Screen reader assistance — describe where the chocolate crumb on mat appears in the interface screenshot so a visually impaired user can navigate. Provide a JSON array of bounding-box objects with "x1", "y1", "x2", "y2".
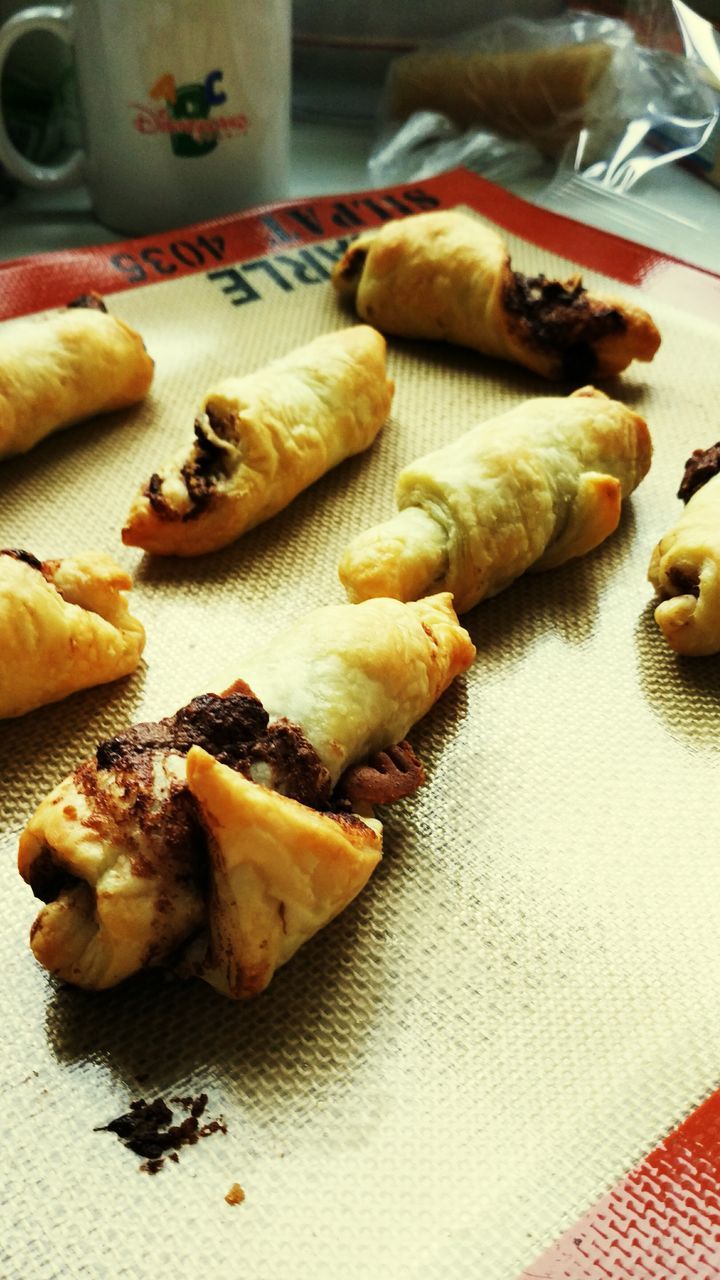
[
  {"x1": 677, "y1": 442, "x2": 720, "y2": 503},
  {"x1": 95, "y1": 1092, "x2": 226, "y2": 1174},
  {"x1": 225, "y1": 1183, "x2": 246, "y2": 1206}
]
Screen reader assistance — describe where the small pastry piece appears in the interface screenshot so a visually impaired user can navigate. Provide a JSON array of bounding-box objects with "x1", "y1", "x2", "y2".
[
  {"x1": 0, "y1": 548, "x2": 146, "y2": 718},
  {"x1": 19, "y1": 594, "x2": 474, "y2": 994},
  {"x1": 184, "y1": 748, "x2": 383, "y2": 999},
  {"x1": 339, "y1": 387, "x2": 651, "y2": 613},
  {"x1": 0, "y1": 295, "x2": 154, "y2": 459},
  {"x1": 386, "y1": 42, "x2": 614, "y2": 156},
  {"x1": 648, "y1": 443, "x2": 720, "y2": 656},
  {"x1": 122, "y1": 325, "x2": 394, "y2": 556},
  {"x1": 332, "y1": 210, "x2": 660, "y2": 381}
]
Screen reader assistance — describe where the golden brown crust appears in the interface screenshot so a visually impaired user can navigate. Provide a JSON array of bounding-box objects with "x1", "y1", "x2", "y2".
[
  {"x1": 0, "y1": 549, "x2": 146, "y2": 719},
  {"x1": 331, "y1": 211, "x2": 660, "y2": 381},
  {"x1": 0, "y1": 302, "x2": 154, "y2": 459}
]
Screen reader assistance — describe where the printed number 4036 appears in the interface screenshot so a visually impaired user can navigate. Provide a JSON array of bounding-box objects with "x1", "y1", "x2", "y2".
[{"x1": 109, "y1": 234, "x2": 225, "y2": 283}]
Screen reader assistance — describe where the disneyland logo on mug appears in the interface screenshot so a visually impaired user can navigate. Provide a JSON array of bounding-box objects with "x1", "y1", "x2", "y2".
[{"x1": 130, "y1": 71, "x2": 249, "y2": 157}]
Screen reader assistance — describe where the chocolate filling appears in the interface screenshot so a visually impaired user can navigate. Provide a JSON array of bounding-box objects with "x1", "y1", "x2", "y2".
[
  {"x1": 1, "y1": 548, "x2": 43, "y2": 571},
  {"x1": 67, "y1": 292, "x2": 108, "y2": 313},
  {"x1": 95, "y1": 691, "x2": 332, "y2": 810},
  {"x1": 668, "y1": 565, "x2": 699, "y2": 598},
  {"x1": 145, "y1": 407, "x2": 239, "y2": 522},
  {"x1": 503, "y1": 271, "x2": 626, "y2": 381},
  {"x1": 338, "y1": 244, "x2": 368, "y2": 288},
  {"x1": 27, "y1": 846, "x2": 80, "y2": 903},
  {"x1": 677, "y1": 442, "x2": 720, "y2": 503}
]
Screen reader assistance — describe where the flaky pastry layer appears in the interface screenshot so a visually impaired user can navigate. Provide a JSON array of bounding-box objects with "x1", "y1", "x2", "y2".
[{"x1": 340, "y1": 387, "x2": 651, "y2": 613}]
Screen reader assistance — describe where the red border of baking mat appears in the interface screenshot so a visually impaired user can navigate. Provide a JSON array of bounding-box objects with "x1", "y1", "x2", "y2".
[
  {"x1": 520, "y1": 1088, "x2": 720, "y2": 1279},
  {"x1": 1, "y1": 167, "x2": 718, "y2": 322},
  {"x1": 4, "y1": 167, "x2": 720, "y2": 1275}
]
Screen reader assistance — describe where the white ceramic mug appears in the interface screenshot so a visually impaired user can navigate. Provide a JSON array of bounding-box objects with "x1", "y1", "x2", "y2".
[{"x1": 0, "y1": 0, "x2": 291, "y2": 234}]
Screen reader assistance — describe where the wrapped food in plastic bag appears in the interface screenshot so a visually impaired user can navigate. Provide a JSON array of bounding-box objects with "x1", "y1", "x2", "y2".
[
  {"x1": 371, "y1": 4, "x2": 719, "y2": 269},
  {"x1": 370, "y1": 10, "x2": 633, "y2": 186}
]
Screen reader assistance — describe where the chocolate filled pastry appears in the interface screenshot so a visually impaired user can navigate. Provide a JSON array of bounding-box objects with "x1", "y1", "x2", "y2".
[
  {"x1": 18, "y1": 594, "x2": 474, "y2": 996},
  {"x1": 122, "y1": 325, "x2": 393, "y2": 556},
  {"x1": 332, "y1": 210, "x2": 660, "y2": 381},
  {"x1": 339, "y1": 387, "x2": 651, "y2": 614},
  {"x1": 648, "y1": 443, "x2": 720, "y2": 656},
  {"x1": 0, "y1": 549, "x2": 146, "y2": 718},
  {"x1": 0, "y1": 294, "x2": 154, "y2": 459}
]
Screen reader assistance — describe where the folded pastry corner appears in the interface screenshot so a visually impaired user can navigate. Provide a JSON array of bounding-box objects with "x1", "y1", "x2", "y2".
[
  {"x1": 122, "y1": 325, "x2": 393, "y2": 556},
  {"x1": 649, "y1": 445, "x2": 720, "y2": 656},
  {"x1": 339, "y1": 386, "x2": 651, "y2": 613},
  {"x1": 0, "y1": 548, "x2": 146, "y2": 718},
  {"x1": 332, "y1": 210, "x2": 660, "y2": 381},
  {"x1": 18, "y1": 755, "x2": 203, "y2": 989},
  {"x1": 18, "y1": 594, "x2": 474, "y2": 996},
  {"x1": 0, "y1": 294, "x2": 154, "y2": 460},
  {"x1": 183, "y1": 746, "x2": 383, "y2": 998}
]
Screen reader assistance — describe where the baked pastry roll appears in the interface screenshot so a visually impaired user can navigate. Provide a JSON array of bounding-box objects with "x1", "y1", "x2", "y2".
[
  {"x1": 332, "y1": 210, "x2": 660, "y2": 381},
  {"x1": 648, "y1": 444, "x2": 720, "y2": 656},
  {"x1": 339, "y1": 387, "x2": 651, "y2": 614},
  {"x1": 122, "y1": 325, "x2": 393, "y2": 556},
  {"x1": 386, "y1": 41, "x2": 614, "y2": 156},
  {"x1": 18, "y1": 594, "x2": 474, "y2": 994},
  {"x1": 0, "y1": 548, "x2": 146, "y2": 718},
  {"x1": 0, "y1": 295, "x2": 154, "y2": 460}
]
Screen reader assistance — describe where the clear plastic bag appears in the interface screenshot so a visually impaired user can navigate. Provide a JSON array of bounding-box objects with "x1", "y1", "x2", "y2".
[
  {"x1": 371, "y1": 4, "x2": 720, "y2": 271},
  {"x1": 370, "y1": 10, "x2": 634, "y2": 186},
  {"x1": 542, "y1": 2, "x2": 720, "y2": 269}
]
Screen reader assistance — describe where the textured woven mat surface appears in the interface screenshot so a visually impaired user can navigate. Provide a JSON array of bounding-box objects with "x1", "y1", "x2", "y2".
[{"x1": 1, "y1": 209, "x2": 718, "y2": 1279}]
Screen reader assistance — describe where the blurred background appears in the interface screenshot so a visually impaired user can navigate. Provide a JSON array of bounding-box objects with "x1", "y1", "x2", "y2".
[{"x1": 1, "y1": 0, "x2": 718, "y2": 268}]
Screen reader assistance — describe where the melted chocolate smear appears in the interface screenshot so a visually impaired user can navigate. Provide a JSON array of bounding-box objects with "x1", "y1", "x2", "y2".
[
  {"x1": 95, "y1": 691, "x2": 332, "y2": 810},
  {"x1": 96, "y1": 1093, "x2": 226, "y2": 1174},
  {"x1": 677, "y1": 442, "x2": 720, "y2": 503},
  {"x1": 1, "y1": 548, "x2": 43, "y2": 571},
  {"x1": 96, "y1": 692, "x2": 269, "y2": 772},
  {"x1": 503, "y1": 271, "x2": 626, "y2": 378}
]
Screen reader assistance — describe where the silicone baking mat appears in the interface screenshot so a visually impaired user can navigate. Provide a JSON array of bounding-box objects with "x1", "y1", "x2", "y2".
[{"x1": 1, "y1": 170, "x2": 720, "y2": 1280}]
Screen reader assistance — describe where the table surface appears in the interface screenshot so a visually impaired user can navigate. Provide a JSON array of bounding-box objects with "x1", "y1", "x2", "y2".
[{"x1": 1, "y1": 119, "x2": 719, "y2": 275}]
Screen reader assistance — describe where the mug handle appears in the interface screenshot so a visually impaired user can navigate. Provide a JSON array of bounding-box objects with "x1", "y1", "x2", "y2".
[{"x1": 0, "y1": 3, "x2": 84, "y2": 188}]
